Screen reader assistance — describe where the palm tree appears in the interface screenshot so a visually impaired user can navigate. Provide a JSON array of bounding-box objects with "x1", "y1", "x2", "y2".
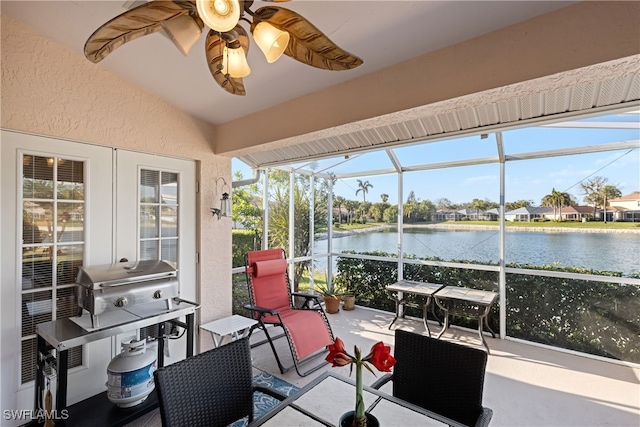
[
  {"x1": 355, "y1": 179, "x2": 373, "y2": 202},
  {"x1": 334, "y1": 195, "x2": 346, "y2": 224},
  {"x1": 601, "y1": 184, "x2": 622, "y2": 223},
  {"x1": 541, "y1": 188, "x2": 571, "y2": 221},
  {"x1": 380, "y1": 193, "x2": 389, "y2": 203},
  {"x1": 343, "y1": 199, "x2": 359, "y2": 224}
]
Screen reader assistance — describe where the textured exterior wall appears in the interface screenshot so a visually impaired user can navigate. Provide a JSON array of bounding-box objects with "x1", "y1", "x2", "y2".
[
  {"x1": 215, "y1": 1, "x2": 640, "y2": 155},
  {"x1": 1, "y1": 14, "x2": 232, "y2": 341}
]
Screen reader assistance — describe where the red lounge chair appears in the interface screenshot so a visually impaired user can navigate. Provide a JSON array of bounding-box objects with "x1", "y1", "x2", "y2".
[{"x1": 245, "y1": 249, "x2": 334, "y2": 376}]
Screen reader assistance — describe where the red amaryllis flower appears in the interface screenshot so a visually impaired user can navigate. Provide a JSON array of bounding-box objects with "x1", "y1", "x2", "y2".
[
  {"x1": 326, "y1": 338, "x2": 396, "y2": 426},
  {"x1": 326, "y1": 338, "x2": 354, "y2": 367},
  {"x1": 327, "y1": 337, "x2": 346, "y2": 357},
  {"x1": 367, "y1": 341, "x2": 396, "y2": 372},
  {"x1": 329, "y1": 352, "x2": 353, "y2": 367}
]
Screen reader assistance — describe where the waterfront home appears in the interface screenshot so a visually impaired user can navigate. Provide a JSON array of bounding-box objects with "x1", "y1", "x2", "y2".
[
  {"x1": 543, "y1": 205, "x2": 593, "y2": 222},
  {"x1": 457, "y1": 208, "x2": 486, "y2": 220},
  {"x1": 432, "y1": 210, "x2": 463, "y2": 222},
  {"x1": 484, "y1": 208, "x2": 500, "y2": 221},
  {"x1": 504, "y1": 206, "x2": 552, "y2": 222},
  {"x1": 609, "y1": 192, "x2": 640, "y2": 222}
]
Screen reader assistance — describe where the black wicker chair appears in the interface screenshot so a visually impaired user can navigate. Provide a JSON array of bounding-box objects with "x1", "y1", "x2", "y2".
[
  {"x1": 371, "y1": 330, "x2": 493, "y2": 427},
  {"x1": 153, "y1": 338, "x2": 286, "y2": 427}
]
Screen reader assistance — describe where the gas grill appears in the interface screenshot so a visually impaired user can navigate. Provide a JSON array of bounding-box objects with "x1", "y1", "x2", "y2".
[{"x1": 76, "y1": 260, "x2": 179, "y2": 328}]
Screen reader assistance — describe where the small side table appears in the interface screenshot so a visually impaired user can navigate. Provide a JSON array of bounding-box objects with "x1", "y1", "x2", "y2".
[
  {"x1": 385, "y1": 280, "x2": 444, "y2": 336},
  {"x1": 433, "y1": 286, "x2": 498, "y2": 352},
  {"x1": 201, "y1": 314, "x2": 258, "y2": 348}
]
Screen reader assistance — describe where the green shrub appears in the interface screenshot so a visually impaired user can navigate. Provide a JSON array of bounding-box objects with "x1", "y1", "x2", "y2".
[
  {"x1": 335, "y1": 251, "x2": 640, "y2": 363},
  {"x1": 232, "y1": 229, "x2": 260, "y2": 268}
]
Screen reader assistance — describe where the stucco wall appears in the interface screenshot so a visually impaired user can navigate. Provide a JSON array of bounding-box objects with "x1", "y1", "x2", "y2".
[{"x1": 1, "y1": 13, "x2": 231, "y2": 345}]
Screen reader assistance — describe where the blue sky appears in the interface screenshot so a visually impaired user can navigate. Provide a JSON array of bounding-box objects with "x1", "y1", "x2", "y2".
[{"x1": 232, "y1": 111, "x2": 640, "y2": 206}]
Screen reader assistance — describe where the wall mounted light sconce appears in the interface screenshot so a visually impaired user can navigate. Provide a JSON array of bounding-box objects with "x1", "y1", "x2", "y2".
[{"x1": 211, "y1": 177, "x2": 231, "y2": 219}]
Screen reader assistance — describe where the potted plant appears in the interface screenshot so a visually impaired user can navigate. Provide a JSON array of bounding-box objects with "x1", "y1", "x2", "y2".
[
  {"x1": 341, "y1": 290, "x2": 356, "y2": 311},
  {"x1": 317, "y1": 284, "x2": 341, "y2": 314},
  {"x1": 326, "y1": 337, "x2": 396, "y2": 427},
  {"x1": 333, "y1": 272, "x2": 356, "y2": 311}
]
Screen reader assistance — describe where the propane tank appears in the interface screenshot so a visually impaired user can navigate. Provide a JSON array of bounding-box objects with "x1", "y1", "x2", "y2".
[{"x1": 106, "y1": 338, "x2": 157, "y2": 408}]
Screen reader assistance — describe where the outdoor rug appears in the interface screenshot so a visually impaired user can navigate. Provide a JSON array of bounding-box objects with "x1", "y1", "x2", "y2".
[{"x1": 229, "y1": 372, "x2": 300, "y2": 427}]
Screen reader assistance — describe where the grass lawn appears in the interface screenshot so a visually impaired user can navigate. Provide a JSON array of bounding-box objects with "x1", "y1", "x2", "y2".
[
  {"x1": 298, "y1": 270, "x2": 327, "y2": 292},
  {"x1": 332, "y1": 222, "x2": 387, "y2": 230},
  {"x1": 455, "y1": 220, "x2": 640, "y2": 229}
]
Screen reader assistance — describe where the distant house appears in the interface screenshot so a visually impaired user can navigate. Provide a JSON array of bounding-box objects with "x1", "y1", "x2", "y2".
[
  {"x1": 484, "y1": 208, "x2": 500, "y2": 220},
  {"x1": 608, "y1": 192, "x2": 640, "y2": 222},
  {"x1": 543, "y1": 205, "x2": 593, "y2": 221},
  {"x1": 504, "y1": 206, "x2": 552, "y2": 222},
  {"x1": 333, "y1": 206, "x2": 350, "y2": 223},
  {"x1": 431, "y1": 210, "x2": 463, "y2": 221},
  {"x1": 457, "y1": 209, "x2": 485, "y2": 220}
]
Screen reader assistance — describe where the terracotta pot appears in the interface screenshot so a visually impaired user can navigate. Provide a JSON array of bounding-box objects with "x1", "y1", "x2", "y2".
[
  {"x1": 342, "y1": 295, "x2": 356, "y2": 311},
  {"x1": 323, "y1": 296, "x2": 341, "y2": 314}
]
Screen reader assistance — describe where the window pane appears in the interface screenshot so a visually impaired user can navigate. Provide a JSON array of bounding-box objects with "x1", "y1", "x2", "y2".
[
  {"x1": 161, "y1": 239, "x2": 178, "y2": 263},
  {"x1": 22, "y1": 290, "x2": 53, "y2": 337},
  {"x1": 21, "y1": 338, "x2": 37, "y2": 384},
  {"x1": 56, "y1": 246, "x2": 84, "y2": 286},
  {"x1": 161, "y1": 172, "x2": 178, "y2": 205},
  {"x1": 22, "y1": 257, "x2": 53, "y2": 290},
  {"x1": 23, "y1": 155, "x2": 53, "y2": 199},
  {"x1": 21, "y1": 337, "x2": 82, "y2": 384},
  {"x1": 57, "y1": 159, "x2": 84, "y2": 200},
  {"x1": 57, "y1": 287, "x2": 79, "y2": 319},
  {"x1": 161, "y1": 204, "x2": 178, "y2": 237},
  {"x1": 140, "y1": 170, "x2": 159, "y2": 203},
  {"x1": 140, "y1": 240, "x2": 158, "y2": 261},
  {"x1": 140, "y1": 206, "x2": 159, "y2": 238},
  {"x1": 58, "y1": 202, "x2": 84, "y2": 242},
  {"x1": 22, "y1": 202, "x2": 46, "y2": 245}
]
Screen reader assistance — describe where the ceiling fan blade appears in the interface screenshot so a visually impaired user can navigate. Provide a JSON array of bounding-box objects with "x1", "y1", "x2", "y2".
[
  {"x1": 84, "y1": 1, "x2": 194, "y2": 63},
  {"x1": 161, "y1": 14, "x2": 204, "y2": 56},
  {"x1": 204, "y1": 25, "x2": 250, "y2": 96},
  {"x1": 253, "y1": 6, "x2": 363, "y2": 71}
]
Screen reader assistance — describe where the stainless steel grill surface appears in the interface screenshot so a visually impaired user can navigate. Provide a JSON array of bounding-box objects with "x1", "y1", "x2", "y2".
[{"x1": 76, "y1": 260, "x2": 178, "y2": 328}]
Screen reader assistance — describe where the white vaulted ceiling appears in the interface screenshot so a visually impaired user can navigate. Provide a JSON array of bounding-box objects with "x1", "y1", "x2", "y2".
[
  {"x1": 1, "y1": 1, "x2": 576, "y2": 126},
  {"x1": 2, "y1": 1, "x2": 639, "y2": 169}
]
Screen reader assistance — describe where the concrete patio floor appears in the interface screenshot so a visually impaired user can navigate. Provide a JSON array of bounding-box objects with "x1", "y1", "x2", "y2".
[{"x1": 129, "y1": 305, "x2": 639, "y2": 427}]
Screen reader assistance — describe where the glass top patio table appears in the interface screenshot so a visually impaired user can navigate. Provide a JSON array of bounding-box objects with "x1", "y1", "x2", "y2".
[{"x1": 249, "y1": 371, "x2": 467, "y2": 427}]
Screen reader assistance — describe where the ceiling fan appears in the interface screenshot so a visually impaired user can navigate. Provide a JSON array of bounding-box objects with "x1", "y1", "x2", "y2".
[{"x1": 84, "y1": 0, "x2": 363, "y2": 96}]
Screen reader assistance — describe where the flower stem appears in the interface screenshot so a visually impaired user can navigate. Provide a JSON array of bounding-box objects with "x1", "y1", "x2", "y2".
[{"x1": 355, "y1": 362, "x2": 366, "y2": 426}]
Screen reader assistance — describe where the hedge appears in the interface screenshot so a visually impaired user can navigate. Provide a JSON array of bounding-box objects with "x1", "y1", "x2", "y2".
[{"x1": 334, "y1": 251, "x2": 640, "y2": 363}]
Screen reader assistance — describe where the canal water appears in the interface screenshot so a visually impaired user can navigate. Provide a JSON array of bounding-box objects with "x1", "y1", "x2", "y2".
[{"x1": 313, "y1": 227, "x2": 640, "y2": 276}]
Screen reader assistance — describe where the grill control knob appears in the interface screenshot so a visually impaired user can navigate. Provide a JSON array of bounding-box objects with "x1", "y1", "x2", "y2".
[
  {"x1": 153, "y1": 290, "x2": 163, "y2": 300},
  {"x1": 115, "y1": 297, "x2": 128, "y2": 308}
]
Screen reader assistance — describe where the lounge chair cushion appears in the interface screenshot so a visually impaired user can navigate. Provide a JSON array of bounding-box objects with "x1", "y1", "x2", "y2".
[{"x1": 253, "y1": 259, "x2": 288, "y2": 278}]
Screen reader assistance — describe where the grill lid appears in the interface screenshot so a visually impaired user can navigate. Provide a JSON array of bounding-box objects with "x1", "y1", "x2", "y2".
[{"x1": 76, "y1": 260, "x2": 177, "y2": 289}]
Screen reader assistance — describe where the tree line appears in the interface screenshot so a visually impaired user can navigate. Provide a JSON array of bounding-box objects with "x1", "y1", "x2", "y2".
[{"x1": 231, "y1": 172, "x2": 624, "y2": 286}]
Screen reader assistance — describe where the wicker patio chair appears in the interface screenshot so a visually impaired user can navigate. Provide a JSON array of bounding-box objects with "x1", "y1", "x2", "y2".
[
  {"x1": 371, "y1": 329, "x2": 493, "y2": 427},
  {"x1": 153, "y1": 338, "x2": 286, "y2": 427},
  {"x1": 244, "y1": 248, "x2": 334, "y2": 376}
]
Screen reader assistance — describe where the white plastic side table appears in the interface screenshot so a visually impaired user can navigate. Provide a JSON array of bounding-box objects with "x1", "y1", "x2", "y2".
[{"x1": 200, "y1": 314, "x2": 258, "y2": 348}]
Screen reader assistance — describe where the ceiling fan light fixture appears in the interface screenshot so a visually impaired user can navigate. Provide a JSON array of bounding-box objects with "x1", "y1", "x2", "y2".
[
  {"x1": 252, "y1": 22, "x2": 290, "y2": 63},
  {"x1": 222, "y1": 45, "x2": 251, "y2": 78},
  {"x1": 196, "y1": 0, "x2": 241, "y2": 33}
]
